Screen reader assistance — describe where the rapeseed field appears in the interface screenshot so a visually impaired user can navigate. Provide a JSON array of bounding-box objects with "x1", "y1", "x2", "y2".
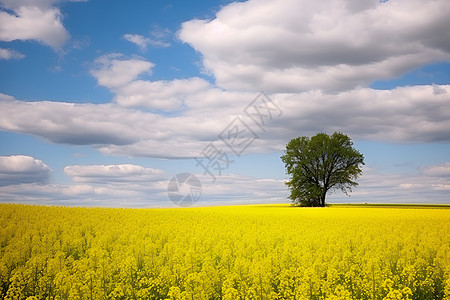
[{"x1": 0, "y1": 204, "x2": 449, "y2": 299}]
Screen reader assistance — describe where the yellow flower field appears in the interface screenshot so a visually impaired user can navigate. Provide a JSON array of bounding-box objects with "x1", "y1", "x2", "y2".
[{"x1": 0, "y1": 204, "x2": 449, "y2": 299}]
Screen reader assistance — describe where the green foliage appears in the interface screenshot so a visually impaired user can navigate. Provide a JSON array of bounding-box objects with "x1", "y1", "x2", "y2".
[{"x1": 281, "y1": 132, "x2": 364, "y2": 206}]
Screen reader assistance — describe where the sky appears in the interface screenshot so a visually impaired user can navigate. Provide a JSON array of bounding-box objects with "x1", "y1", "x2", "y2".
[{"x1": 0, "y1": 0, "x2": 449, "y2": 207}]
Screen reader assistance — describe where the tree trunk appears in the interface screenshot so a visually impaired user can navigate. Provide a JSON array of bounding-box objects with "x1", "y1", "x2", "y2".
[{"x1": 320, "y1": 191, "x2": 327, "y2": 207}]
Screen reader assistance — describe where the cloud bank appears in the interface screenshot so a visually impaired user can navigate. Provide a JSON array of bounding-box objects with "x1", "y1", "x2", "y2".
[
  {"x1": 1, "y1": 82, "x2": 449, "y2": 158},
  {"x1": 1, "y1": 160, "x2": 449, "y2": 207}
]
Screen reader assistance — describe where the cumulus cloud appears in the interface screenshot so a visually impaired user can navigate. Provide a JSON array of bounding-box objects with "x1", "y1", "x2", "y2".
[
  {"x1": 64, "y1": 164, "x2": 165, "y2": 183},
  {"x1": 178, "y1": 0, "x2": 450, "y2": 92},
  {"x1": 90, "y1": 54, "x2": 210, "y2": 111},
  {"x1": 0, "y1": 155, "x2": 52, "y2": 186},
  {"x1": 0, "y1": 48, "x2": 25, "y2": 60},
  {"x1": 0, "y1": 3, "x2": 69, "y2": 48},
  {"x1": 90, "y1": 54, "x2": 155, "y2": 89},
  {"x1": 0, "y1": 95, "x2": 155, "y2": 145}
]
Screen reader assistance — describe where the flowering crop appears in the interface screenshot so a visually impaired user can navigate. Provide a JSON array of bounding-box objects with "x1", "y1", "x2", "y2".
[{"x1": 0, "y1": 204, "x2": 449, "y2": 299}]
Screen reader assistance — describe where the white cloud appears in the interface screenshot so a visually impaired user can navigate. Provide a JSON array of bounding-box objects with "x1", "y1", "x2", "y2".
[
  {"x1": 64, "y1": 164, "x2": 165, "y2": 183},
  {"x1": 98, "y1": 139, "x2": 213, "y2": 159},
  {"x1": 114, "y1": 77, "x2": 210, "y2": 110},
  {"x1": 90, "y1": 54, "x2": 155, "y2": 89},
  {"x1": 123, "y1": 33, "x2": 170, "y2": 51},
  {"x1": 0, "y1": 94, "x2": 158, "y2": 145},
  {"x1": 178, "y1": 0, "x2": 450, "y2": 92},
  {"x1": 62, "y1": 184, "x2": 94, "y2": 196},
  {"x1": 0, "y1": 0, "x2": 57, "y2": 10},
  {"x1": 0, "y1": 155, "x2": 52, "y2": 186},
  {"x1": 123, "y1": 34, "x2": 150, "y2": 51},
  {"x1": 0, "y1": 48, "x2": 25, "y2": 60},
  {"x1": 0, "y1": 5, "x2": 69, "y2": 48},
  {"x1": 422, "y1": 162, "x2": 450, "y2": 177}
]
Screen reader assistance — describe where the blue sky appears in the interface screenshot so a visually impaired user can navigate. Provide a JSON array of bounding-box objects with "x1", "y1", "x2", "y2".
[{"x1": 0, "y1": 0, "x2": 449, "y2": 207}]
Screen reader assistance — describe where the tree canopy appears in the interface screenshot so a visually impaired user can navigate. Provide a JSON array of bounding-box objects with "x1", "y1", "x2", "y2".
[{"x1": 281, "y1": 132, "x2": 364, "y2": 207}]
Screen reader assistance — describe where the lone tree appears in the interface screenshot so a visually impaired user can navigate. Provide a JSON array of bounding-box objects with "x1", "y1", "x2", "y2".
[{"x1": 281, "y1": 132, "x2": 364, "y2": 207}]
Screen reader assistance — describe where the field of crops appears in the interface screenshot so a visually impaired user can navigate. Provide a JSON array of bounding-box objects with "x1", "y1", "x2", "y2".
[{"x1": 0, "y1": 204, "x2": 449, "y2": 299}]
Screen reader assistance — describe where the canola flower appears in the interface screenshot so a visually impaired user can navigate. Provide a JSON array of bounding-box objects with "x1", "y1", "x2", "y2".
[{"x1": 0, "y1": 204, "x2": 449, "y2": 299}]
